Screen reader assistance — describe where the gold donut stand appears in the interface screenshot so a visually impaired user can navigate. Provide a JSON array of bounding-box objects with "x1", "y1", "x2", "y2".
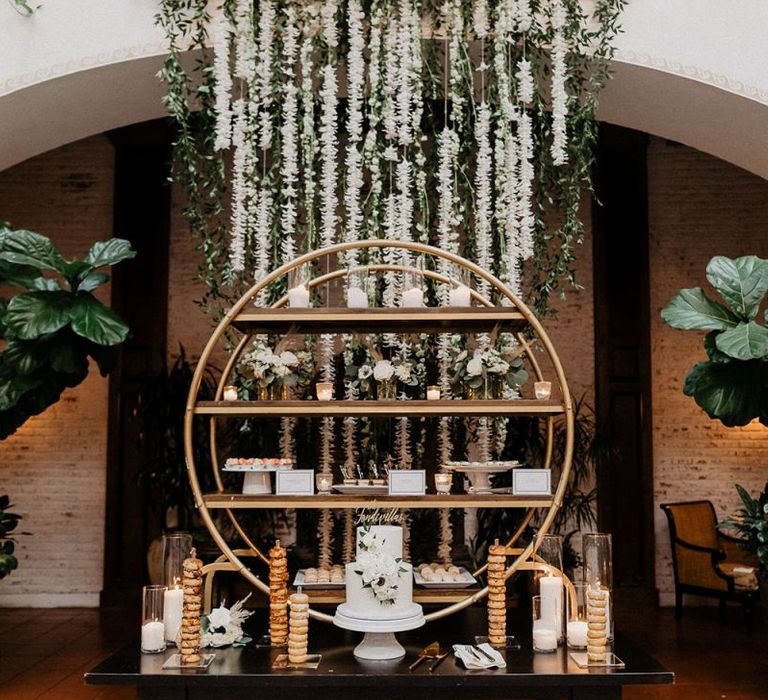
[{"x1": 184, "y1": 240, "x2": 575, "y2": 624}]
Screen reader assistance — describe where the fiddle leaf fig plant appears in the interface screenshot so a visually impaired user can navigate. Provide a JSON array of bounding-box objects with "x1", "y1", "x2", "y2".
[
  {"x1": 0, "y1": 226, "x2": 135, "y2": 439},
  {"x1": 661, "y1": 255, "x2": 768, "y2": 427}
]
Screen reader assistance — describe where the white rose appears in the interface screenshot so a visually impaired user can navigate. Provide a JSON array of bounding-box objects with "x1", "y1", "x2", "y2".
[
  {"x1": 279, "y1": 350, "x2": 298, "y2": 367},
  {"x1": 373, "y1": 360, "x2": 394, "y2": 381},
  {"x1": 359, "y1": 530, "x2": 376, "y2": 550},
  {"x1": 207, "y1": 604, "x2": 231, "y2": 630},
  {"x1": 466, "y1": 357, "x2": 483, "y2": 377},
  {"x1": 358, "y1": 364, "x2": 373, "y2": 380}
]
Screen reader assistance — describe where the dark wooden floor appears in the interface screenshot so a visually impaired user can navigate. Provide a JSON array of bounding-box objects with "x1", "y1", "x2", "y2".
[{"x1": 0, "y1": 604, "x2": 765, "y2": 699}]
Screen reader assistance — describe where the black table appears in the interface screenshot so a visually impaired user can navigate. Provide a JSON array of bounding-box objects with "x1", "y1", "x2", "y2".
[{"x1": 85, "y1": 608, "x2": 672, "y2": 699}]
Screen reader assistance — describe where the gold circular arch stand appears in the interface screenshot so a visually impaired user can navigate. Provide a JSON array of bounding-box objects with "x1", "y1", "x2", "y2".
[{"x1": 184, "y1": 240, "x2": 574, "y2": 625}]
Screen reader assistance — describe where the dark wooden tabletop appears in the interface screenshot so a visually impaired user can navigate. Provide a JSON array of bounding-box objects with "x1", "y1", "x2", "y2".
[{"x1": 85, "y1": 608, "x2": 672, "y2": 699}]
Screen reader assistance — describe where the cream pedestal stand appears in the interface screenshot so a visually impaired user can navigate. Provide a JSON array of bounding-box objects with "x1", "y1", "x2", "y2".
[{"x1": 334, "y1": 603, "x2": 425, "y2": 660}]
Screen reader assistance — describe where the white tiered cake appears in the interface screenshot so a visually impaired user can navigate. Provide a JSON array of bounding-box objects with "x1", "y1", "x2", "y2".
[
  {"x1": 341, "y1": 525, "x2": 420, "y2": 620},
  {"x1": 334, "y1": 524, "x2": 424, "y2": 659}
]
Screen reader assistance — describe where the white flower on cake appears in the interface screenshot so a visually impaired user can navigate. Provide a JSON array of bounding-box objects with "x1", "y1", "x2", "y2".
[
  {"x1": 200, "y1": 595, "x2": 253, "y2": 648},
  {"x1": 354, "y1": 529, "x2": 407, "y2": 606}
]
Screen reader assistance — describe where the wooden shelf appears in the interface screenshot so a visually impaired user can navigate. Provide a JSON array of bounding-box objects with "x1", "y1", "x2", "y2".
[
  {"x1": 202, "y1": 493, "x2": 552, "y2": 509},
  {"x1": 193, "y1": 399, "x2": 564, "y2": 418},
  {"x1": 301, "y1": 587, "x2": 484, "y2": 605},
  {"x1": 231, "y1": 306, "x2": 527, "y2": 335}
]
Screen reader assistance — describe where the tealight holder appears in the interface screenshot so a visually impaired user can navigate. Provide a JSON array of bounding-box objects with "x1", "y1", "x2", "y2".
[
  {"x1": 434, "y1": 472, "x2": 452, "y2": 494},
  {"x1": 222, "y1": 385, "x2": 238, "y2": 402},
  {"x1": 426, "y1": 385, "x2": 441, "y2": 401},
  {"x1": 287, "y1": 264, "x2": 311, "y2": 308},
  {"x1": 141, "y1": 585, "x2": 167, "y2": 654},
  {"x1": 534, "y1": 381, "x2": 552, "y2": 400},
  {"x1": 316, "y1": 382, "x2": 334, "y2": 401},
  {"x1": 316, "y1": 474, "x2": 333, "y2": 494}
]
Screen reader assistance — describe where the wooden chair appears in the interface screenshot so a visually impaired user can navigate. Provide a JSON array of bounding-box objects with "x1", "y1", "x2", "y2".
[{"x1": 661, "y1": 500, "x2": 760, "y2": 632}]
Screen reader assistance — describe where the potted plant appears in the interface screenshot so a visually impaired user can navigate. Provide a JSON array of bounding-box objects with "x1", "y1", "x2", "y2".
[
  {"x1": 661, "y1": 255, "x2": 768, "y2": 427},
  {"x1": 0, "y1": 226, "x2": 135, "y2": 438},
  {"x1": 720, "y1": 483, "x2": 768, "y2": 577}
]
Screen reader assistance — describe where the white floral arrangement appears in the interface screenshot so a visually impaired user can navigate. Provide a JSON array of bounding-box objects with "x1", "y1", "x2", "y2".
[
  {"x1": 355, "y1": 527, "x2": 407, "y2": 606},
  {"x1": 240, "y1": 342, "x2": 313, "y2": 390},
  {"x1": 452, "y1": 345, "x2": 528, "y2": 392},
  {"x1": 200, "y1": 595, "x2": 254, "y2": 648}
]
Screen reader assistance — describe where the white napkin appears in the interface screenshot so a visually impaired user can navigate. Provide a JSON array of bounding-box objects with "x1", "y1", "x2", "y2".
[
  {"x1": 732, "y1": 566, "x2": 755, "y2": 575},
  {"x1": 452, "y1": 643, "x2": 506, "y2": 670}
]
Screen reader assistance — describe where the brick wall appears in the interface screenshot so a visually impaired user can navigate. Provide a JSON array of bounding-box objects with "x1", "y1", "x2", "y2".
[
  {"x1": 0, "y1": 135, "x2": 115, "y2": 606},
  {"x1": 648, "y1": 137, "x2": 768, "y2": 604}
]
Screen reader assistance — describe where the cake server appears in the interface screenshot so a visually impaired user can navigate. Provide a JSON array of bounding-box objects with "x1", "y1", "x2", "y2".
[{"x1": 408, "y1": 642, "x2": 440, "y2": 671}]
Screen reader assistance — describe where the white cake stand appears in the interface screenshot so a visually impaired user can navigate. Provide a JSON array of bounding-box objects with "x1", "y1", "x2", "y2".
[{"x1": 334, "y1": 603, "x2": 425, "y2": 660}]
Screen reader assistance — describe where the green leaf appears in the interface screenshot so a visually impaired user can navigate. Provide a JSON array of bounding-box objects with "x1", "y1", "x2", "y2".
[
  {"x1": 0, "y1": 229, "x2": 67, "y2": 273},
  {"x1": 78, "y1": 271, "x2": 110, "y2": 292},
  {"x1": 84, "y1": 239, "x2": 136, "y2": 268},
  {"x1": 703, "y1": 332, "x2": 730, "y2": 363},
  {"x1": 60, "y1": 260, "x2": 94, "y2": 280},
  {"x1": 683, "y1": 359, "x2": 767, "y2": 427},
  {"x1": 661, "y1": 288, "x2": 738, "y2": 331},
  {"x1": 4, "y1": 291, "x2": 74, "y2": 339},
  {"x1": 69, "y1": 294, "x2": 130, "y2": 346},
  {"x1": 706, "y1": 255, "x2": 768, "y2": 320},
  {"x1": 715, "y1": 321, "x2": 768, "y2": 360},
  {"x1": 0, "y1": 259, "x2": 46, "y2": 289}
]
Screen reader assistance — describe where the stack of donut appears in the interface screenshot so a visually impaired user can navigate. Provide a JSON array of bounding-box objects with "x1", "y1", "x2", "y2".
[
  {"x1": 586, "y1": 586, "x2": 609, "y2": 663},
  {"x1": 486, "y1": 543, "x2": 507, "y2": 646},
  {"x1": 180, "y1": 548, "x2": 203, "y2": 665},
  {"x1": 287, "y1": 590, "x2": 310, "y2": 665},
  {"x1": 269, "y1": 540, "x2": 289, "y2": 646}
]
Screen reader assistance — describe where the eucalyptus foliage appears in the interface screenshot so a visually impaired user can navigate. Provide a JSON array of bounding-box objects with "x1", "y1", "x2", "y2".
[
  {"x1": 0, "y1": 227, "x2": 135, "y2": 439},
  {"x1": 156, "y1": 0, "x2": 626, "y2": 319},
  {"x1": 661, "y1": 255, "x2": 768, "y2": 427}
]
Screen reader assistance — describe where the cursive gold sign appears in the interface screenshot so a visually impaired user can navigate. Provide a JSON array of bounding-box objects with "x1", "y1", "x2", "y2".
[{"x1": 354, "y1": 507, "x2": 403, "y2": 526}]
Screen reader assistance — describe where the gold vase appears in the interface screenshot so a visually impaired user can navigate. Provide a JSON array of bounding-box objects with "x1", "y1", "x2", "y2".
[{"x1": 377, "y1": 379, "x2": 396, "y2": 400}]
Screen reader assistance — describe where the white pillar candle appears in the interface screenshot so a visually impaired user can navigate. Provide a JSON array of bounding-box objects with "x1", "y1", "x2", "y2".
[
  {"x1": 163, "y1": 586, "x2": 184, "y2": 643},
  {"x1": 567, "y1": 620, "x2": 589, "y2": 648},
  {"x1": 532, "y1": 625, "x2": 558, "y2": 652},
  {"x1": 426, "y1": 386, "x2": 441, "y2": 401},
  {"x1": 222, "y1": 385, "x2": 238, "y2": 402},
  {"x1": 539, "y1": 575, "x2": 563, "y2": 638},
  {"x1": 346, "y1": 286, "x2": 368, "y2": 308},
  {"x1": 401, "y1": 287, "x2": 424, "y2": 308},
  {"x1": 448, "y1": 284, "x2": 471, "y2": 307},
  {"x1": 288, "y1": 284, "x2": 310, "y2": 308},
  {"x1": 141, "y1": 620, "x2": 166, "y2": 653}
]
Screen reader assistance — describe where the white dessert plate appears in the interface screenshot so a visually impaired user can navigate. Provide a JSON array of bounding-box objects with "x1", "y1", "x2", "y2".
[
  {"x1": 332, "y1": 484, "x2": 389, "y2": 495},
  {"x1": 293, "y1": 569, "x2": 345, "y2": 589},
  {"x1": 413, "y1": 567, "x2": 477, "y2": 589},
  {"x1": 442, "y1": 461, "x2": 520, "y2": 473}
]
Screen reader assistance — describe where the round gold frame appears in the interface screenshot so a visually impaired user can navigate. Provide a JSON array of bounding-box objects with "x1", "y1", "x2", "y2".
[{"x1": 184, "y1": 240, "x2": 574, "y2": 624}]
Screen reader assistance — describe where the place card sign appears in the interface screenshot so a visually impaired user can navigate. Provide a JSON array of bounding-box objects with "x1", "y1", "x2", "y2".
[
  {"x1": 275, "y1": 469, "x2": 314, "y2": 496},
  {"x1": 512, "y1": 468, "x2": 551, "y2": 496},
  {"x1": 388, "y1": 470, "x2": 426, "y2": 496}
]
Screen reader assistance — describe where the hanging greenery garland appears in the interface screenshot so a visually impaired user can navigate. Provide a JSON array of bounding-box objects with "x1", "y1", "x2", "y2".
[{"x1": 157, "y1": 0, "x2": 626, "y2": 319}]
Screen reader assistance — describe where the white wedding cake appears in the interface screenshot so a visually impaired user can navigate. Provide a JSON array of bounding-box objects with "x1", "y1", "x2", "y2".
[{"x1": 339, "y1": 525, "x2": 421, "y2": 621}]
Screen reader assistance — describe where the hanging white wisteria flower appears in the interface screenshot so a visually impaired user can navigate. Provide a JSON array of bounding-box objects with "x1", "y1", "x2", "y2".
[
  {"x1": 233, "y1": 0, "x2": 256, "y2": 82},
  {"x1": 321, "y1": 0, "x2": 339, "y2": 49},
  {"x1": 299, "y1": 26, "x2": 317, "y2": 249},
  {"x1": 517, "y1": 109, "x2": 535, "y2": 260},
  {"x1": 343, "y1": 0, "x2": 366, "y2": 262},
  {"x1": 550, "y1": 0, "x2": 569, "y2": 166},
  {"x1": 253, "y1": 187, "x2": 273, "y2": 283},
  {"x1": 256, "y1": 0, "x2": 276, "y2": 152},
  {"x1": 229, "y1": 99, "x2": 248, "y2": 272},
  {"x1": 472, "y1": 0, "x2": 489, "y2": 39},
  {"x1": 395, "y1": 0, "x2": 415, "y2": 147},
  {"x1": 280, "y1": 3, "x2": 300, "y2": 264},
  {"x1": 516, "y1": 0, "x2": 533, "y2": 33},
  {"x1": 516, "y1": 58, "x2": 534, "y2": 105},
  {"x1": 210, "y1": 7, "x2": 233, "y2": 151},
  {"x1": 474, "y1": 103, "x2": 493, "y2": 297},
  {"x1": 436, "y1": 127, "x2": 460, "y2": 276},
  {"x1": 319, "y1": 63, "x2": 339, "y2": 249}
]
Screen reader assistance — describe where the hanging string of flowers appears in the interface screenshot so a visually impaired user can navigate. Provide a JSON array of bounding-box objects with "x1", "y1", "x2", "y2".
[
  {"x1": 211, "y1": 7, "x2": 233, "y2": 152},
  {"x1": 549, "y1": 0, "x2": 569, "y2": 166}
]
